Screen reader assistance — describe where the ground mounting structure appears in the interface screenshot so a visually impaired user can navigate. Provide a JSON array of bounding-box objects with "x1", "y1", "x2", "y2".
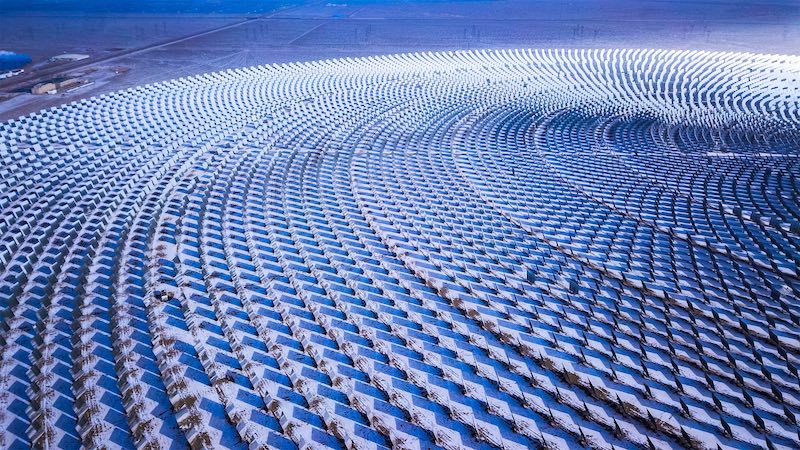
[{"x1": 0, "y1": 48, "x2": 799, "y2": 450}]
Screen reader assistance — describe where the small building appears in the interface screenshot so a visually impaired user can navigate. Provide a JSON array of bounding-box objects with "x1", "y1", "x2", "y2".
[
  {"x1": 50, "y1": 53, "x2": 90, "y2": 63},
  {"x1": 0, "y1": 69, "x2": 24, "y2": 79},
  {"x1": 31, "y1": 82, "x2": 57, "y2": 95},
  {"x1": 0, "y1": 51, "x2": 31, "y2": 71},
  {"x1": 56, "y1": 78, "x2": 81, "y2": 90},
  {"x1": 31, "y1": 78, "x2": 81, "y2": 94}
]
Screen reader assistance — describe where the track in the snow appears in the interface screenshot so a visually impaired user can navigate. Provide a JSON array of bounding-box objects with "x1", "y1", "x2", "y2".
[{"x1": 0, "y1": 48, "x2": 799, "y2": 450}]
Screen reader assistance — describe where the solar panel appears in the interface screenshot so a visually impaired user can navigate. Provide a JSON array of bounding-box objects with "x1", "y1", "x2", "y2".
[{"x1": 0, "y1": 48, "x2": 798, "y2": 450}]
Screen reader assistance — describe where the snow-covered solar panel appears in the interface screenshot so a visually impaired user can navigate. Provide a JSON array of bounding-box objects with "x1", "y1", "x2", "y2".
[{"x1": 0, "y1": 48, "x2": 799, "y2": 450}]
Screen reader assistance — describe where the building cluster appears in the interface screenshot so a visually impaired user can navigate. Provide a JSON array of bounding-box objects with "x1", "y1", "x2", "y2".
[
  {"x1": 30, "y1": 77, "x2": 82, "y2": 95},
  {"x1": 0, "y1": 48, "x2": 798, "y2": 450}
]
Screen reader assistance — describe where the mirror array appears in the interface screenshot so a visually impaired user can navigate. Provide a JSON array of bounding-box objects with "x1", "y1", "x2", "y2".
[{"x1": 0, "y1": 48, "x2": 799, "y2": 450}]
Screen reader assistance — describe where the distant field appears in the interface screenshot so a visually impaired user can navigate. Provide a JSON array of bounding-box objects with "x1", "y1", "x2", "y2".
[
  {"x1": 0, "y1": 15, "x2": 245, "y2": 63},
  {"x1": 0, "y1": 0, "x2": 294, "y2": 14},
  {"x1": 1, "y1": 0, "x2": 799, "y2": 120}
]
